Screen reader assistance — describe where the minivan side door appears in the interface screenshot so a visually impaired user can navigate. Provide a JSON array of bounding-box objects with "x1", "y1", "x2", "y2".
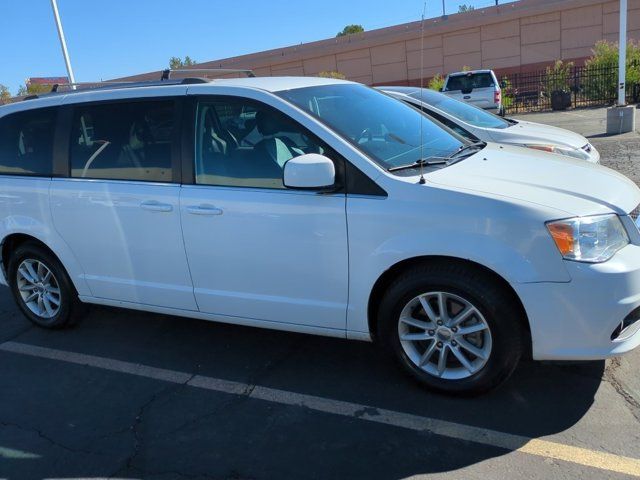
[
  {"x1": 50, "y1": 97, "x2": 198, "y2": 310},
  {"x1": 179, "y1": 95, "x2": 348, "y2": 331}
]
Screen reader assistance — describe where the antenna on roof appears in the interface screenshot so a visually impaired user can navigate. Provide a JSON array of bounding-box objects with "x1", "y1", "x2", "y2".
[{"x1": 418, "y1": 1, "x2": 427, "y2": 185}]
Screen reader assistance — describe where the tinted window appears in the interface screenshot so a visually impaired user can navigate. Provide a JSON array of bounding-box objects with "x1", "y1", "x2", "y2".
[
  {"x1": 70, "y1": 101, "x2": 175, "y2": 182},
  {"x1": 0, "y1": 108, "x2": 56, "y2": 176},
  {"x1": 424, "y1": 110, "x2": 477, "y2": 140},
  {"x1": 278, "y1": 84, "x2": 465, "y2": 173},
  {"x1": 412, "y1": 90, "x2": 510, "y2": 129},
  {"x1": 445, "y1": 73, "x2": 495, "y2": 92},
  {"x1": 195, "y1": 98, "x2": 327, "y2": 189}
]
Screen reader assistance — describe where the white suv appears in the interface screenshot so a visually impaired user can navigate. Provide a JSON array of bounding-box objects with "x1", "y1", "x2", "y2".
[
  {"x1": 442, "y1": 69, "x2": 503, "y2": 114},
  {"x1": 1, "y1": 77, "x2": 640, "y2": 395}
]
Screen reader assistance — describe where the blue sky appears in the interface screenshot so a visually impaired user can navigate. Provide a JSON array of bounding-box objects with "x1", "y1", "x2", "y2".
[{"x1": 1, "y1": 0, "x2": 516, "y2": 95}]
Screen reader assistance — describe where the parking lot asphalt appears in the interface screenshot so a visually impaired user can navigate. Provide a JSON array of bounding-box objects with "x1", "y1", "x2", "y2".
[{"x1": 1, "y1": 106, "x2": 640, "y2": 480}]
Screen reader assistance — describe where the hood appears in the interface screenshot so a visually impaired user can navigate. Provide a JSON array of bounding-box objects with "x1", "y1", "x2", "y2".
[
  {"x1": 491, "y1": 120, "x2": 589, "y2": 150},
  {"x1": 427, "y1": 143, "x2": 640, "y2": 216}
]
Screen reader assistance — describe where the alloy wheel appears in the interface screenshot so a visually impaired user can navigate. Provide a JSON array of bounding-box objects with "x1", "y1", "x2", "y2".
[
  {"x1": 398, "y1": 291, "x2": 492, "y2": 380},
  {"x1": 16, "y1": 259, "x2": 61, "y2": 319}
]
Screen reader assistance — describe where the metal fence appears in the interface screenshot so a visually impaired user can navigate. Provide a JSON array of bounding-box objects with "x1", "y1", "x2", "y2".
[{"x1": 502, "y1": 61, "x2": 640, "y2": 114}]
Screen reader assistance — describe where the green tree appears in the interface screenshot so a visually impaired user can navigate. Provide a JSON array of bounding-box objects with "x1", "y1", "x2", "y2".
[
  {"x1": 582, "y1": 40, "x2": 640, "y2": 101},
  {"x1": 458, "y1": 4, "x2": 475, "y2": 12},
  {"x1": 0, "y1": 84, "x2": 11, "y2": 102},
  {"x1": 16, "y1": 83, "x2": 53, "y2": 96},
  {"x1": 317, "y1": 71, "x2": 346, "y2": 79},
  {"x1": 169, "y1": 56, "x2": 197, "y2": 69},
  {"x1": 336, "y1": 24, "x2": 364, "y2": 37}
]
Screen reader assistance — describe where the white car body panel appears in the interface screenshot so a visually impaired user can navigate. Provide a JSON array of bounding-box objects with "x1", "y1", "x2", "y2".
[
  {"x1": 50, "y1": 180, "x2": 198, "y2": 310},
  {"x1": 180, "y1": 185, "x2": 348, "y2": 330},
  {"x1": 1, "y1": 77, "x2": 640, "y2": 362}
]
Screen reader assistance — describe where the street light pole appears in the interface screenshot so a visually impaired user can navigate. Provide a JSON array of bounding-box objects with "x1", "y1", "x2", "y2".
[
  {"x1": 618, "y1": 0, "x2": 627, "y2": 106},
  {"x1": 50, "y1": 0, "x2": 76, "y2": 89}
]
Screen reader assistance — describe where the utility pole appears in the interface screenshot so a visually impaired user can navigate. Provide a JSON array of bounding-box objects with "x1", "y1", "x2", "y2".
[
  {"x1": 442, "y1": 0, "x2": 445, "y2": 16},
  {"x1": 617, "y1": 0, "x2": 627, "y2": 106},
  {"x1": 606, "y1": 0, "x2": 635, "y2": 134},
  {"x1": 50, "y1": 0, "x2": 76, "y2": 89}
]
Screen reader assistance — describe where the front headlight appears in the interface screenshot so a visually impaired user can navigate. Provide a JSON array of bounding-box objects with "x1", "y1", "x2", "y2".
[
  {"x1": 526, "y1": 144, "x2": 590, "y2": 161},
  {"x1": 546, "y1": 214, "x2": 629, "y2": 263}
]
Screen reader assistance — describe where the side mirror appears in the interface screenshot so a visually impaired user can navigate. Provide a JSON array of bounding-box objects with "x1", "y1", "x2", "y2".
[{"x1": 284, "y1": 154, "x2": 336, "y2": 190}]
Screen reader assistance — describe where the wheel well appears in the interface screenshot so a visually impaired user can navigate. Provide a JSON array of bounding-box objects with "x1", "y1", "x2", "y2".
[
  {"x1": 367, "y1": 256, "x2": 532, "y2": 358},
  {"x1": 1, "y1": 234, "x2": 58, "y2": 277}
]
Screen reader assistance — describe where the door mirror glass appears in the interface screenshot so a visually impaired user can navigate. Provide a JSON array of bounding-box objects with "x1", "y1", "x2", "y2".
[{"x1": 283, "y1": 153, "x2": 335, "y2": 190}]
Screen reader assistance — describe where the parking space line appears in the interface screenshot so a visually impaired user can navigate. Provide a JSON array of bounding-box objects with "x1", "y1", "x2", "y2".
[{"x1": 2, "y1": 340, "x2": 640, "y2": 478}]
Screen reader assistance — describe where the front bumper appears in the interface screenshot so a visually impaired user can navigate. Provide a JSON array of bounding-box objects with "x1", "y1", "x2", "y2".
[{"x1": 515, "y1": 243, "x2": 640, "y2": 360}]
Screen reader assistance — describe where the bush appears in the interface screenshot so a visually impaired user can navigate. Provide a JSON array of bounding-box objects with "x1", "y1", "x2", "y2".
[
  {"x1": 500, "y1": 76, "x2": 515, "y2": 110},
  {"x1": 582, "y1": 40, "x2": 640, "y2": 101},
  {"x1": 543, "y1": 60, "x2": 573, "y2": 95},
  {"x1": 427, "y1": 74, "x2": 445, "y2": 91}
]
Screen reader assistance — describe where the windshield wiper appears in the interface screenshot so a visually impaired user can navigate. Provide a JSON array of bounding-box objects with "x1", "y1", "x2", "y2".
[
  {"x1": 388, "y1": 158, "x2": 448, "y2": 172},
  {"x1": 447, "y1": 141, "x2": 486, "y2": 163}
]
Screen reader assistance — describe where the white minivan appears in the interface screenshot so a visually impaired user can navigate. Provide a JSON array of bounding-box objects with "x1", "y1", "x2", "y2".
[
  {"x1": 379, "y1": 86, "x2": 600, "y2": 163},
  {"x1": 1, "y1": 77, "x2": 640, "y2": 395}
]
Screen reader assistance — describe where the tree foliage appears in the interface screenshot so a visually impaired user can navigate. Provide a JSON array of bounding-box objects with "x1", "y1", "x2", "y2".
[
  {"x1": 317, "y1": 71, "x2": 346, "y2": 79},
  {"x1": 16, "y1": 83, "x2": 53, "y2": 97},
  {"x1": 427, "y1": 74, "x2": 445, "y2": 91},
  {"x1": 336, "y1": 25, "x2": 364, "y2": 37},
  {"x1": 0, "y1": 84, "x2": 11, "y2": 102},
  {"x1": 543, "y1": 60, "x2": 574, "y2": 95},
  {"x1": 169, "y1": 56, "x2": 197, "y2": 69},
  {"x1": 458, "y1": 4, "x2": 475, "y2": 12},
  {"x1": 582, "y1": 40, "x2": 640, "y2": 101}
]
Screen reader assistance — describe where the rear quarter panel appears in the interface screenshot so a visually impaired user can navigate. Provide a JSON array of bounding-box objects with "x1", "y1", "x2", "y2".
[{"x1": 0, "y1": 176, "x2": 90, "y2": 295}]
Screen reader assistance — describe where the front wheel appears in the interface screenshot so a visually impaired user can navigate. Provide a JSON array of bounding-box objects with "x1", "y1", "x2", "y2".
[{"x1": 378, "y1": 262, "x2": 525, "y2": 395}]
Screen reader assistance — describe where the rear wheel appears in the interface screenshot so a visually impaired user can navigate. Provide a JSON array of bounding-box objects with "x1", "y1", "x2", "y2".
[
  {"x1": 378, "y1": 262, "x2": 525, "y2": 395},
  {"x1": 8, "y1": 242, "x2": 86, "y2": 329}
]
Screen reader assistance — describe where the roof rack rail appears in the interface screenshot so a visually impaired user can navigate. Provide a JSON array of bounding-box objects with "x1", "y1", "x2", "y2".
[
  {"x1": 160, "y1": 68, "x2": 255, "y2": 80},
  {"x1": 50, "y1": 81, "x2": 136, "y2": 92}
]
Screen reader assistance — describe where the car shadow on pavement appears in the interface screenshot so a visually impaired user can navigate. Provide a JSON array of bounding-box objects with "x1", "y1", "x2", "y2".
[{"x1": 0, "y1": 300, "x2": 605, "y2": 480}]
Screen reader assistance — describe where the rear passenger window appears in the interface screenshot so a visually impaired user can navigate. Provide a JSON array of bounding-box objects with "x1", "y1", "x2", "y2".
[
  {"x1": 0, "y1": 108, "x2": 56, "y2": 176},
  {"x1": 70, "y1": 101, "x2": 176, "y2": 182}
]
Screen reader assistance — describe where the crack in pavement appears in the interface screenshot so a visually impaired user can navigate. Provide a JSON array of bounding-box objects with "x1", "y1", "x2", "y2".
[
  {"x1": 110, "y1": 372, "x2": 197, "y2": 479},
  {"x1": 603, "y1": 358, "x2": 640, "y2": 423},
  {"x1": 161, "y1": 342, "x2": 302, "y2": 439},
  {"x1": 0, "y1": 419, "x2": 95, "y2": 455}
]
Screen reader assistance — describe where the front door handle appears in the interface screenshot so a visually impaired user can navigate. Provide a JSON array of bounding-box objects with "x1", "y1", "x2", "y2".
[
  {"x1": 140, "y1": 200, "x2": 173, "y2": 213},
  {"x1": 186, "y1": 205, "x2": 223, "y2": 216}
]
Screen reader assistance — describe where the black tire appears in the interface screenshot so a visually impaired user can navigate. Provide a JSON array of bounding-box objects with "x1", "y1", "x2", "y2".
[
  {"x1": 7, "y1": 241, "x2": 86, "y2": 329},
  {"x1": 377, "y1": 261, "x2": 525, "y2": 395}
]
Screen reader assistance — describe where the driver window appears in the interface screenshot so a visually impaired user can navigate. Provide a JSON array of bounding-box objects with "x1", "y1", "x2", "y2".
[{"x1": 195, "y1": 98, "x2": 325, "y2": 189}]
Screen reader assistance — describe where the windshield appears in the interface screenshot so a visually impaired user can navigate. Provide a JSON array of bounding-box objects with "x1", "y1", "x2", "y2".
[
  {"x1": 413, "y1": 89, "x2": 510, "y2": 129},
  {"x1": 277, "y1": 84, "x2": 466, "y2": 173}
]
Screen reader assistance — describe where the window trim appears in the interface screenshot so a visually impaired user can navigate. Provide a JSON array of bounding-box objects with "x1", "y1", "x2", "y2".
[
  {"x1": 0, "y1": 106, "x2": 61, "y2": 178},
  {"x1": 63, "y1": 96, "x2": 184, "y2": 184}
]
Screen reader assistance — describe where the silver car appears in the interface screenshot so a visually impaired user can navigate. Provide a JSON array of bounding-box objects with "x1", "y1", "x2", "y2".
[{"x1": 379, "y1": 86, "x2": 599, "y2": 164}]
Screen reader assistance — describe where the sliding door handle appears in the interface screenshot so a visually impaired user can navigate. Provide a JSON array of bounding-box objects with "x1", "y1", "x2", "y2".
[
  {"x1": 140, "y1": 200, "x2": 173, "y2": 212},
  {"x1": 186, "y1": 205, "x2": 223, "y2": 216}
]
